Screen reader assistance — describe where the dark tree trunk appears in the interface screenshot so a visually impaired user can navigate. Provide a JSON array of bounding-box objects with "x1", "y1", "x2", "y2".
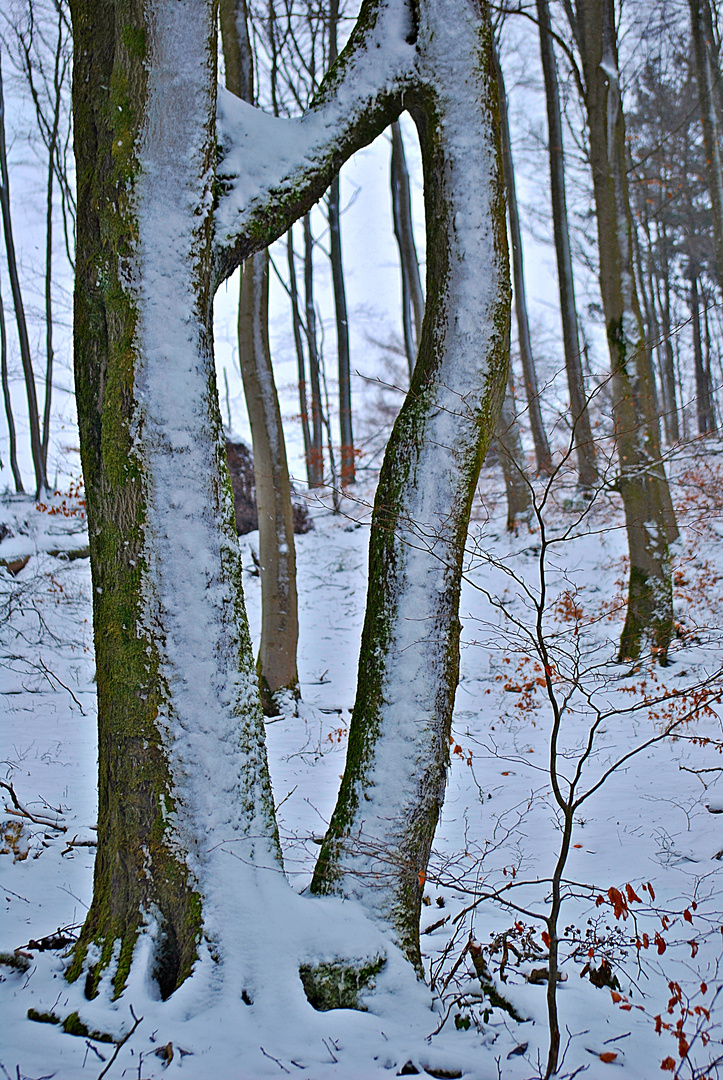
[
  {"x1": 0, "y1": 51, "x2": 47, "y2": 496},
  {"x1": 536, "y1": 0, "x2": 596, "y2": 489},
  {"x1": 391, "y1": 119, "x2": 425, "y2": 377},
  {"x1": 494, "y1": 45, "x2": 553, "y2": 476},
  {"x1": 304, "y1": 214, "x2": 324, "y2": 487},
  {"x1": 574, "y1": 0, "x2": 678, "y2": 666},
  {"x1": 221, "y1": 0, "x2": 300, "y2": 711},
  {"x1": 0, "y1": 274, "x2": 23, "y2": 492},
  {"x1": 328, "y1": 0, "x2": 355, "y2": 486}
]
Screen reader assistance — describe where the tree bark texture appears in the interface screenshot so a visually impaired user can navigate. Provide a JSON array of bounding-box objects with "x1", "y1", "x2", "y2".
[
  {"x1": 311, "y1": 0, "x2": 510, "y2": 971},
  {"x1": 536, "y1": 0, "x2": 596, "y2": 488},
  {"x1": 68, "y1": 0, "x2": 279, "y2": 1002},
  {"x1": 575, "y1": 0, "x2": 678, "y2": 663},
  {"x1": 494, "y1": 45, "x2": 553, "y2": 477},
  {"x1": 391, "y1": 119, "x2": 425, "y2": 377}
]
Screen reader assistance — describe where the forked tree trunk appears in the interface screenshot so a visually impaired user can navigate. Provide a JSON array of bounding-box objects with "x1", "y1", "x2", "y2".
[
  {"x1": 70, "y1": 0, "x2": 510, "y2": 1009},
  {"x1": 391, "y1": 119, "x2": 425, "y2": 377},
  {"x1": 68, "y1": 0, "x2": 280, "y2": 1001},
  {"x1": 494, "y1": 45, "x2": 553, "y2": 477},
  {"x1": 575, "y1": 0, "x2": 678, "y2": 664},
  {"x1": 311, "y1": 0, "x2": 509, "y2": 972},
  {"x1": 536, "y1": 0, "x2": 596, "y2": 489},
  {"x1": 221, "y1": 0, "x2": 300, "y2": 711}
]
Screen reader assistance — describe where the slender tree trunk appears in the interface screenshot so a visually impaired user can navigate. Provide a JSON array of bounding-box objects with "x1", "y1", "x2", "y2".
[
  {"x1": 494, "y1": 45, "x2": 553, "y2": 476},
  {"x1": 689, "y1": 0, "x2": 723, "y2": 286},
  {"x1": 287, "y1": 228, "x2": 313, "y2": 479},
  {"x1": 574, "y1": 0, "x2": 678, "y2": 665},
  {"x1": 0, "y1": 50, "x2": 47, "y2": 496},
  {"x1": 536, "y1": 0, "x2": 596, "y2": 489},
  {"x1": 328, "y1": 177, "x2": 355, "y2": 486},
  {"x1": 68, "y1": 0, "x2": 279, "y2": 1001},
  {"x1": 690, "y1": 273, "x2": 714, "y2": 434},
  {"x1": 496, "y1": 368, "x2": 533, "y2": 531},
  {"x1": 304, "y1": 214, "x2": 324, "y2": 486},
  {"x1": 655, "y1": 225, "x2": 680, "y2": 443},
  {"x1": 391, "y1": 119, "x2": 425, "y2": 377},
  {"x1": 41, "y1": 11, "x2": 64, "y2": 476},
  {"x1": 0, "y1": 275, "x2": 23, "y2": 492},
  {"x1": 221, "y1": 0, "x2": 300, "y2": 711},
  {"x1": 312, "y1": 0, "x2": 510, "y2": 972},
  {"x1": 328, "y1": 0, "x2": 355, "y2": 486}
]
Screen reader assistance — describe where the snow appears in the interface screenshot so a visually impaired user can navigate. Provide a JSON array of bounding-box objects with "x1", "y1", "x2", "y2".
[{"x1": 3, "y1": 445, "x2": 723, "y2": 1078}]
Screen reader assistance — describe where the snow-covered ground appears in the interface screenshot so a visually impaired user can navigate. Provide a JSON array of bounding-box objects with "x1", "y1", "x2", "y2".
[{"x1": 2, "y1": 443, "x2": 723, "y2": 1079}]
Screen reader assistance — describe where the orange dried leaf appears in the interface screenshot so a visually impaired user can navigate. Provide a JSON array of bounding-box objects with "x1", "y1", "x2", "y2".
[
  {"x1": 661, "y1": 1058, "x2": 676, "y2": 1071},
  {"x1": 599, "y1": 1052, "x2": 617, "y2": 1063},
  {"x1": 611, "y1": 991, "x2": 622, "y2": 1003}
]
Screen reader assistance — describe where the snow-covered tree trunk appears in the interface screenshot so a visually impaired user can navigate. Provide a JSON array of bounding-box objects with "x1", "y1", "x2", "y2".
[
  {"x1": 575, "y1": 0, "x2": 678, "y2": 661},
  {"x1": 311, "y1": 0, "x2": 509, "y2": 971},
  {"x1": 68, "y1": 0, "x2": 280, "y2": 999}
]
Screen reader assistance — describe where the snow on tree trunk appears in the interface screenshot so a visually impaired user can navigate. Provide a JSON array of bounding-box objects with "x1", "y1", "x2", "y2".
[
  {"x1": 68, "y1": 0, "x2": 280, "y2": 1001},
  {"x1": 576, "y1": 0, "x2": 678, "y2": 662},
  {"x1": 311, "y1": 0, "x2": 510, "y2": 972}
]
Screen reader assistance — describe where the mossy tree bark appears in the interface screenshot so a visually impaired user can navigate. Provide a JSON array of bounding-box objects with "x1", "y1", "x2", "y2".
[
  {"x1": 68, "y1": 0, "x2": 280, "y2": 1001},
  {"x1": 221, "y1": 0, "x2": 300, "y2": 712},
  {"x1": 70, "y1": 0, "x2": 510, "y2": 1005},
  {"x1": 311, "y1": 0, "x2": 510, "y2": 971},
  {"x1": 574, "y1": 0, "x2": 678, "y2": 662}
]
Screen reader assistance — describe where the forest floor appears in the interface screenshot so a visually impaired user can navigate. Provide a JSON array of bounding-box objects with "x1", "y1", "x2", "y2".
[{"x1": 2, "y1": 440, "x2": 723, "y2": 1079}]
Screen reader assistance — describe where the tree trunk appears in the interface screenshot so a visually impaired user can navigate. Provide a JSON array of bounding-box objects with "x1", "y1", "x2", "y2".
[
  {"x1": 391, "y1": 119, "x2": 425, "y2": 377},
  {"x1": 328, "y1": 0, "x2": 355, "y2": 487},
  {"x1": 494, "y1": 44, "x2": 553, "y2": 476},
  {"x1": 536, "y1": 0, "x2": 596, "y2": 489},
  {"x1": 238, "y1": 252, "x2": 300, "y2": 709},
  {"x1": 689, "y1": 0, "x2": 723, "y2": 287},
  {"x1": 304, "y1": 214, "x2": 324, "y2": 487},
  {"x1": 312, "y1": 0, "x2": 510, "y2": 972},
  {"x1": 287, "y1": 228, "x2": 313, "y2": 479},
  {"x1": 0, "y1": 274, "x2": 23, "y2": 492},
  {"x1": 655, "y1": 225, "x2": 680, "y2": 443},
  {"x1": 221, "y1": 0, "x2": 300, "y2": 711},
  {"x1": 0, "y1": 50, "x2": 47, "y2": 496},
  {"x1": 496, "y1": 368, "x2": 533, "y2": 532},
  {"x1": 690, "y1": 273, "x2": 714, "y2": 434},
  {"x1": 574, "y1": 0, "x2": 678, "y2": 665},
  {"x1": 68, "y1": 0, "x2": 280, "y2": 1002}
]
